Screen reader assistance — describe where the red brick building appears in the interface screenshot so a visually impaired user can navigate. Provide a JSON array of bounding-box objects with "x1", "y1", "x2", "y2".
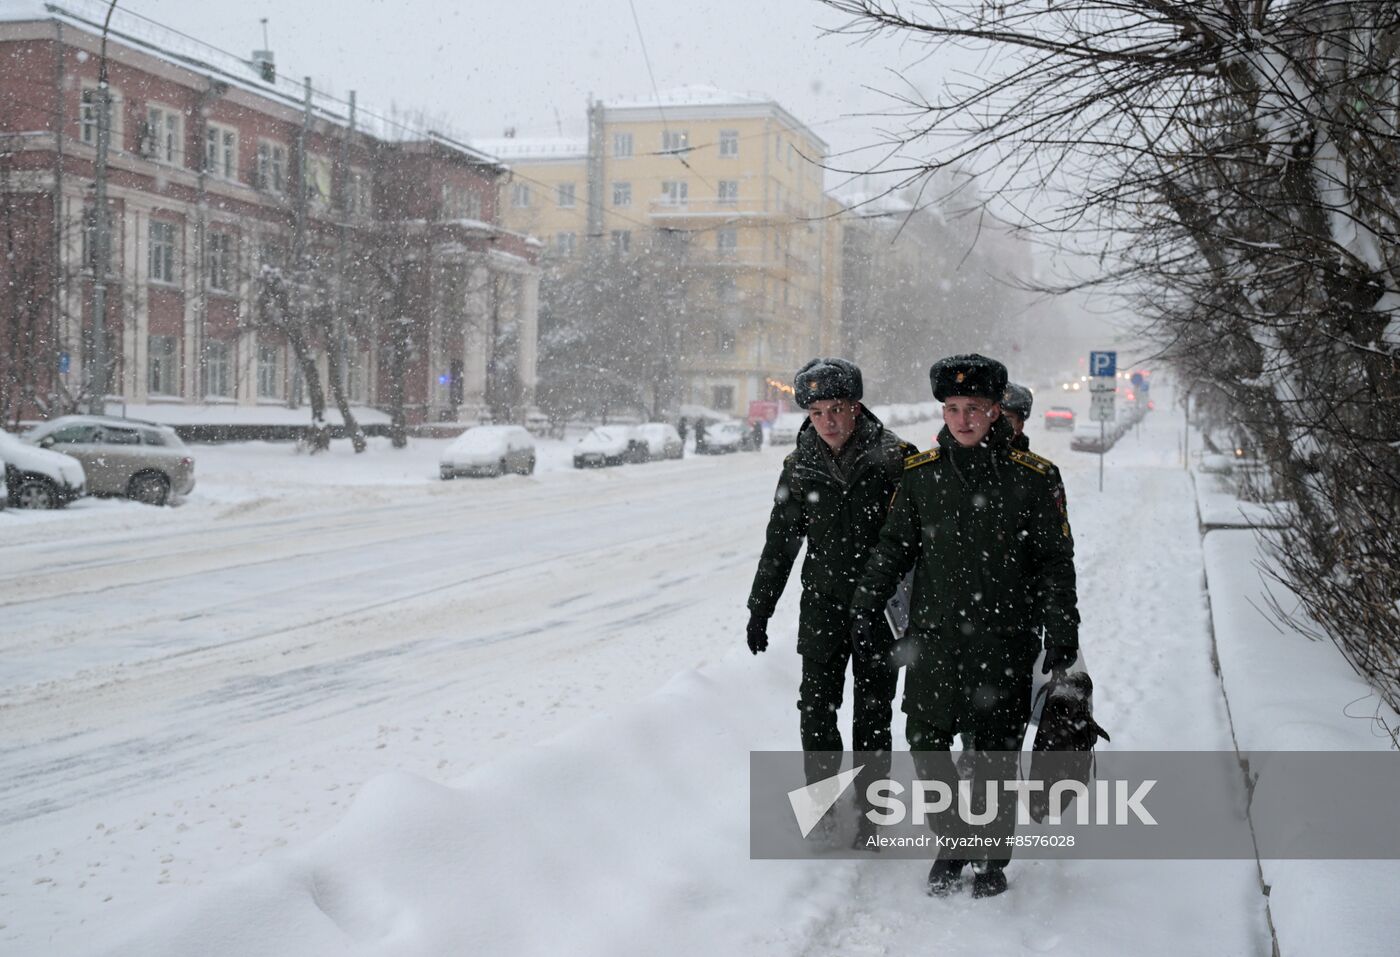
[{"x1": 0, "y1": 1, "x2": 540, "y2": 430}]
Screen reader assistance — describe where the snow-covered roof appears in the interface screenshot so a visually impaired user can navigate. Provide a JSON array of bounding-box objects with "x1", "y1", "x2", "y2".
[
  {"x1": 1, "y1": 1, "x2": 500, "y2": 168},
  {"x1": 602, "y1": 84, "x2": 771, "y2": 110},
  {"x1": 469, "y1": 137, "x2": 588, "y2": 161}
]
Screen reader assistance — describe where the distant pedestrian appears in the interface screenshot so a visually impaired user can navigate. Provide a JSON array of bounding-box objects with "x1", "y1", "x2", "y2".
[
  {"x1": 694, "y1": 418, "x2": 708, "y2": 454},
  {"x1": 677, "y1": 417, "x2": 689, "y2": 455},
  {"x1": 750, "y1": 419, "x2": 764, "y2": 451},
  {"x1": 747, "y1": 357, "x2": 917, "y2": 848}
]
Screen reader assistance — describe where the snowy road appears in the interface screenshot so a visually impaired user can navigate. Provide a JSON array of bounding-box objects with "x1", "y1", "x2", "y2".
[{"x1": 1, "y1": 406, "x2": 1271, "y2": 955}]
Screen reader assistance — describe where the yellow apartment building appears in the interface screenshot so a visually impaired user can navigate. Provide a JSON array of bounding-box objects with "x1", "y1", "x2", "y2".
[{"x1": 476, "y1": 86, "x2": 841, "y2": 418}]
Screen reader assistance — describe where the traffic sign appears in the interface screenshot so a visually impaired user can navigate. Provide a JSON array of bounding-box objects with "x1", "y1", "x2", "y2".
[
  {"x1": 1089, "y1": 351, "x2": 1117, "y2": 377},
  {"x1": 1090, "y1": 393, "x2": 1116, "y2": 422},
  {"x1": 1130, "y1": 372, "x2": 1145, "y2": 389},
  {"x1": 1088, "y1": 378, "x2": 1116, "y2": 393}
]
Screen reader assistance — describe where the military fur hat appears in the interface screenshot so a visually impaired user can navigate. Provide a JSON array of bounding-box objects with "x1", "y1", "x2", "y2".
[
  {"x1": 1003, "y1": 382, "x2": 1034, "y2": 418},
  {"x1": 793, "y1": 357, "x2": 863, "y2": 409},
  {"x1": 929, "y1": 353, "x2": 1008, "y2": 403}
]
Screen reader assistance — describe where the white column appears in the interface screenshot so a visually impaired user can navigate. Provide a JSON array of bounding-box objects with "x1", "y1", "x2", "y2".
[
  {"x1": 459, "y1": 262, "x2": 490, "y2": 421},
  {"x1": 516, "y1": 268, "x2": 540, "y2": 411}
]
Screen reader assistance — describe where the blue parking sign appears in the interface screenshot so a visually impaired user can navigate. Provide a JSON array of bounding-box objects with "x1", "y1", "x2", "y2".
[{"x1": 1089, "y1": 351, "x2": 1116, "y2": 377}]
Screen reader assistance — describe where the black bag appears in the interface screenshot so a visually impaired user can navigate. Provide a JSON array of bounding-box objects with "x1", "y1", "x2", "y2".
[{"x1": 1028, "y1": 671, "x2": 1110, "y2": 823}]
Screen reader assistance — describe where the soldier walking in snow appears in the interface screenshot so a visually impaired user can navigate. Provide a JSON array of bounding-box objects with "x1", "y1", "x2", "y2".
[
  {"x1": 849, "y1": 354, "x2": 1079, "y2": 896},
  {"x1": 746, "y1": 358, "x2": 917, "y2": 846}
]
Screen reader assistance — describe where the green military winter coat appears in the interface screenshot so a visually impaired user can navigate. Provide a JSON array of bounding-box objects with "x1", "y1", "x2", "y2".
[
  {"x1": 747, "y1": 411, "x2": 917, "y2": 660},
  {"x1": 851, "y1": 416, "x2": 1079, "y2": 728}
]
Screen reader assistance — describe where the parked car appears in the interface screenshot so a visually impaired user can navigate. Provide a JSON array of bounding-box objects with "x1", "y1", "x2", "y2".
[
  {"x1": 699, "y1": 420, "x2": 748, "y2": 454},
  {"x1": 1069, "y1": 420, "x2": 1113, "y2": 453},
  {"x1": 24, "y1": 415, "x2": 193, "y2": 506},
  {"x1": 573, "y1": 427, "x2": 636, "y2": 468},
  {"x1": 634, "y1": 423, "x2": 683, "y2": 461},
  {"x1": 768, "y1": 412, "x2": 807, "y2": 445},
  {"x1": 1, "y1": 429, "x2": 86, "y2": 509},
  {"x1": 440, "y1": 425, "x2": 536, "y2": 478},
  {"x1": 1043, "y1": 406, "x2": 1076, "y2": 431}
]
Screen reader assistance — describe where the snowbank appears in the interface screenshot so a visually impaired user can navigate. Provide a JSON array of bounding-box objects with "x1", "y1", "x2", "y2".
[{"x1": 1200, "y1": 484, "x2": 1399, "y2": 957}]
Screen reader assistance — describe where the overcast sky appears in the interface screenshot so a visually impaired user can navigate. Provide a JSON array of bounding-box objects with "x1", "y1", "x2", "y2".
[{"x1": 114, "y1": 0, "x2": 993, "y2": 195}]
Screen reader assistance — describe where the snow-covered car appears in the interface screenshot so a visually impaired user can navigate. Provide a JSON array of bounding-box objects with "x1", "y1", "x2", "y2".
[
  {"x1": 768, "y1": 412, "x2": 807, "y2": 445},
  {"x1": 698, "y1": 420, "x2": 747, "y2": 454},
  {"x1": 1043, "y1": 406, "x2": 1076, "y2": 431},
  {"x1": 25, "y1": 415, "x2": 194, "y2": 506},
  {"x1": 634, "y1": 423, "x2": 683, "y2": 461},
  {"x1": 1070, "y1": 420, "x2": 1113, "y2": 453},
  {"x1": 573, "y1": 427, "x2": 637, "y2": 468},
  {"x1": 440, "y1": 425, "x2": 536, "y2": 478},
  {"x1": 0, "y1": 429, "x2": 86, "y2": 509}
]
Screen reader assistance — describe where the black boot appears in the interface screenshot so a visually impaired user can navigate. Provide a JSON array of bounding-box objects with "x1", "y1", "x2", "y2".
[
  {"x1": 926, "y1": 858, "x2": 966, "y2": 897},
  {"x1": 971, "y1": 866, "x2": 1008, "y2": 898}
]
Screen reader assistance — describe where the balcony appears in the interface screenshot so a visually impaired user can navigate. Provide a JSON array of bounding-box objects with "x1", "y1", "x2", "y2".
[{"x1": 647, "y1": 198, "x2": 782, "y2": 220}]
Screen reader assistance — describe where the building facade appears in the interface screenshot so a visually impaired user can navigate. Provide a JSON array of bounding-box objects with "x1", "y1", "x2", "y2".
[
  {"x1": 477, "y1": 85, "x2": 841, "y2": 419},
  {"x1": 0, "y1": 1, "x2": 540, "y2": 430}
]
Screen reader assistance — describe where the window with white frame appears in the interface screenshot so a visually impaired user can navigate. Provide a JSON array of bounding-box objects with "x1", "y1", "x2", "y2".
[
  {"x1": 719, "y1": 129, "x2": 738, "y2": 157},
  {"x1": 143, "y1": 105, "x2": 182, "y2": 165},
  {"x1": 612, "y1": 181, "x2": 632, "y2": 207},
  {"x1": 256, "y1": 140, "x2": 287, "y2": 193},
  {"x1": 80, "y1": 202, "x2": 118, "y2": 275},
  {"x1": 556, "y1": 182, "x2": 576, "y2": 208},
  {"x1": 718, "y1": 180, "x2": 738, "y2": 205},
  {"x1": 775, "y1": 134, "x2": 782, "y2": 158},
  {"x1": 350, "y1": 168, "x2": 373, "y2": 218},
  {"x1": 305, "y1": 153, "x2": 333, "y2": 207},
  {"x1": 148, "y1": 335, "x2": 178, "y2": 395},
  {"x1": 717, "y1": 228, "x2": 738, "y2": 254},
  {"x1": 257, "y1": 342, "x2": 281, "y2": 398},
  {"x1": 204, "y1": 124, "x2": 237, "y2": 180},
  {"x1": 205, "y1": 339, "x2": 232, "y2": 397},
  {"x1": 787, "y1": 142, "x2": 795, "y2": 169},
  {"x1": 345, "y1": 350, "x2": 366, "y2": 402},
  {"x1": 661, "y1": 180, "x2": 688, "y2": 206},
  {"x1": 555, "y1": 232, "x2": 577, "y2": 256},
  {"x1": 610, "y1": 230, "x2": 631, "y2": 255},
  {"x1": 613, "y1": 132, "x2": 633, "y2": 158},
  {"x1": 511, "y1": 182, "x2": 531, "y2": 208},
  {"x1": 206, "y1": 231, "x2": 232, "y2": 291},
  {"x1": 79, "y1": 87, "x2": 107, "y2": 145},
  {"x1": 148, "y1": 220, "x2": 176, "y2": 284},
  {"x1": 661, "y1": 130, "x2": 689, "y2": 153}
]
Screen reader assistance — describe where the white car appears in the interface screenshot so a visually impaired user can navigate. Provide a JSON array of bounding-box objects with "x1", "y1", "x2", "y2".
[
  {"x1": 440, "y1": 425, "x2": 536, "y2": 478},
  {"x1": 699, "y1": 420, "x2": 747, "y2": 454},
  {"x1": 634, "y1": 423, "x2": 683, "y2": 461},
  {"x1": 573, "y1": 427, "x2": 638, "y2": 468},
  {"x1": 0, "y1": 429, "x2": 86, "y2": 508},
  {"x1": 769, "y1": 412, "x2": 808, "y2": 445}
]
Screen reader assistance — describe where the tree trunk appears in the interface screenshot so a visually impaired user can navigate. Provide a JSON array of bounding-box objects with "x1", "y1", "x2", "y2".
[{"x1": 325, "y1": 331, "x2": 367, "y2": 453}]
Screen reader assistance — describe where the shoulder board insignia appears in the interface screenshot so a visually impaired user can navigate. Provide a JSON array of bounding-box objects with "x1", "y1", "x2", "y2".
[
  {"x1": 1009, "y1": 448, "x2": 1050, "y2": 475},
  {"x1": 904, "y1": 449, "x2": 940, "y2": 470}
]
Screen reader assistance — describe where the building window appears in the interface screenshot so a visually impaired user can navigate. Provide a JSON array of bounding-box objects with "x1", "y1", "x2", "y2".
[
  {"x1": 610, "y1": 230, "x2": 631, "y2": 255},
  {"x1": 305, "y1": 154, "x2": 333, "y2": 207},
  {"x1": 148, "y1": 220, "x2": 176, "y2": 284},
  {"x1": 257, "y1": 141, "x2": 287, "y2": 193},
  {"x1": 143, "y1": 105, "x2": 182, "y2": 165},
  {"x1": 555, "y1": 232, "x2": 577, "y2": 256},
  {"x1": 775, "y1": 134, "x2": 782, "y2": 158},
  {"x1": 148, "y1": 335, "x2": 178, "y2": 395},
  {"x1": 207, "y1": 231, "x2": 233, "y2": 291},
  {"x1": 612, "y1": 181, "x2": 632, "y2": 207},
  {"x1": 718, "y1": 180, "x2": 738, "y2": 205},
  {"x1": 80, "y1": 203, "x2": 117, "y2": 275},
  {"x1": 712, "y1": 385, "x2": 734, "y2": 411},
  {"x1": 204, "y1": 124, "x2": 237, "y2": 180},
  {"x1": 556, "y1": 182, "x2": 576, "y2": 208},
  {"x1": 511, "y1": 182, "x2": 531, "y2": 208},
  {"x1": 661, "y1": 130, "x2": 689, "y2": 154},
  {"x1": 613, "y1": 132, "x2": 633, "y2": 158},
  {"x1": 350, "y1": 168, "x2": 373, "y2": 218},
  {"x1": 346, "y1": 351, "x2": 367, "y2": 403},
  {"x1": 717, "y1": 228, "x2": 737, "y2": 254},
  {"x1": 714, "y1": 329, "x2": 736, "y2": 354},
  {"x1": 661, "y1": 180, "x2": 688, "y2": 206},
  {"x1": 257, "y1": 343, "x2": 281, "y2": 398},
  {"x1": 787, "y1": 142, "x2": 796, "y2": 169},
  {"x1": 205, "y1": 339, "x2": 231, "y2": 397},
  {"x1": 79, "y1": 88, "x2": 100, "y2": 145},
  {"x1": 719, "y1": 129, "x2": 739, "y2": 157}
]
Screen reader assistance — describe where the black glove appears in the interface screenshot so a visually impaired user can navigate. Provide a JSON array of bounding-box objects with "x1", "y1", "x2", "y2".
[
  {"x1": 849, "y1": 610, "x2": 883, "y2": 659},
  {"x1": 746, "y1": 613, "x2": 769, "y2": 655},
  {"x1": 1042, "y1": 646, "x2": 1077, "y2": 674}
]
